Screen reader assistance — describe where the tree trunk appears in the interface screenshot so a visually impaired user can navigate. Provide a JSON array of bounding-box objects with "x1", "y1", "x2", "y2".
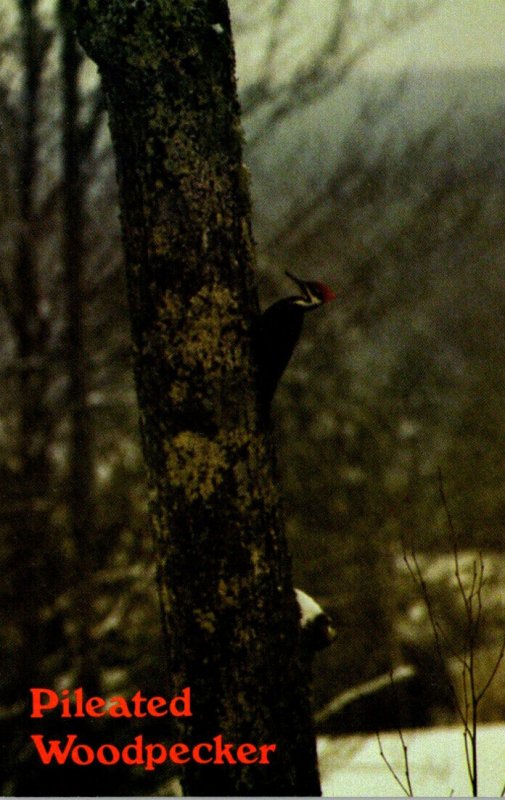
[{"x1": 75, "y1": 1, "x2": 321, "y2": 795}]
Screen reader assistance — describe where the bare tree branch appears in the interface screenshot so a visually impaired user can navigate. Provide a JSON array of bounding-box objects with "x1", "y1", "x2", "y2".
[
  {"x1": 376, "y1": 731, "x2": 413, "y2": 797},
  {"x1": 243, "y1": 0, "x2": 441, "y2": 146}
]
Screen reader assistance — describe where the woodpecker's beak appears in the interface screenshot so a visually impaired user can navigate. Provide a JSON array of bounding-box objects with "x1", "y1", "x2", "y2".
[{"x1": 285, "y1": 270, "x2": 311, "y2": 302}]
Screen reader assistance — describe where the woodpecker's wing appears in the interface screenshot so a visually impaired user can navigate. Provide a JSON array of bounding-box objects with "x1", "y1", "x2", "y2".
[{"x1": 253, "y1": 299, "x2": 304, "y2": 412}]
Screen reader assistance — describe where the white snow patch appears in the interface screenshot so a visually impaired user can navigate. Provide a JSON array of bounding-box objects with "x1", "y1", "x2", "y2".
[
  {"x1": 319, "y1": 723, "x2": 505, "y2": 797},
  {"x1": 295, "y1": 588, "x2": 323, "y2": 626}
]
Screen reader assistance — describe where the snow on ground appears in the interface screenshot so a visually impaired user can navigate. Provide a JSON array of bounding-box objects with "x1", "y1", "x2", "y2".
[{"x1": 319, "y1": 723, "x2": 505, "y2": 797}]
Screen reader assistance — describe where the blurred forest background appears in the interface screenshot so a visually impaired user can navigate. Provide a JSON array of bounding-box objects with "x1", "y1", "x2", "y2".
[{"x1": 1, "y1": 0, "x2": 505, "y2": 795}]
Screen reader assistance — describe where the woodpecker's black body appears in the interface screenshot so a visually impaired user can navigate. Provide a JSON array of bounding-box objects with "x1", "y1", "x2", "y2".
[
  {"x1": 255, "y1": 298, "x2": 305, "y2": 410},
  {"x1": 254, "y1": 271, "x2": 336, "y2": 412}
]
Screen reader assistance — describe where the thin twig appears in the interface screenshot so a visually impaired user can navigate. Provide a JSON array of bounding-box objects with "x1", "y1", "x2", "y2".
[
  {"x1": 476, "y1": 633, "x2": 505, "y2": 704},
  {"x1": 389, "y1": 669, "x2": 415, "y2": 796},
  {"x1": 401, "y1": 536, "x2": 464, "y2": 723},
  {"x1": 376, "y1": 732, "x2": 413, "y2": 797}
]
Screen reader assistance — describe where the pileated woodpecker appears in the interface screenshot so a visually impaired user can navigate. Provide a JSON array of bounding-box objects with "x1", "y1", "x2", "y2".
[{"x1": 254, "y1": 271, "x2": 336, "y2": 412}]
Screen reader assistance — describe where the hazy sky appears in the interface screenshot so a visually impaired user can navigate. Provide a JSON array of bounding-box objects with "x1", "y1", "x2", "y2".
[
  {"x1": 365, "y1": 0, "x2": 505, "y2": 71},
  {"x1": 235, "y1": 1, "x2": 505, "y2": 94}
]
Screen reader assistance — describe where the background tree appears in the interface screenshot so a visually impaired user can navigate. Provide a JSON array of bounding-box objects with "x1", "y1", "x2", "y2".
[{"x1": 0, "y1": 1, "x2": 156, "y2": 793}]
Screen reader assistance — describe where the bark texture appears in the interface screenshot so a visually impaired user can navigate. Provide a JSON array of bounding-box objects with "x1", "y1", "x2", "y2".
[{"x1": 75, "y1": 1, "x2": 321, "y2": 794}]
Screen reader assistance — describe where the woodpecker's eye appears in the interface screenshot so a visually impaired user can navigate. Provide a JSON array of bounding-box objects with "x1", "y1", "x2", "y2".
[{"x1": 305, "y1": 283, "x2": 323, "y2": 304}]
